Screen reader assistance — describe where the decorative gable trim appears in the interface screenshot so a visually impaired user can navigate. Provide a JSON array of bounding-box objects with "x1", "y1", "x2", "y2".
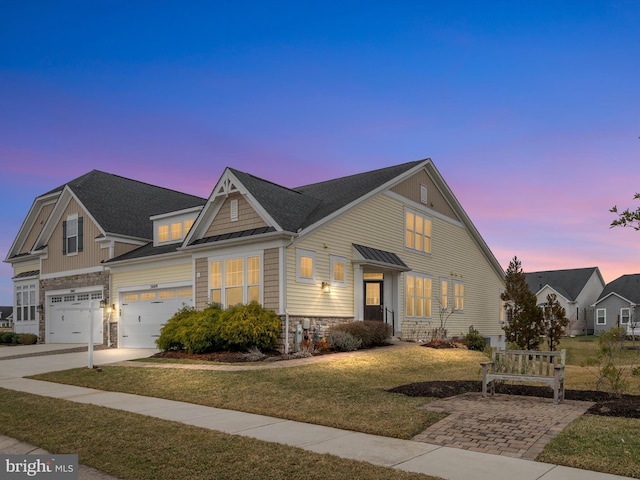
[{"x1": 184, "y1": 168, "x2": 282, "y2": 246}]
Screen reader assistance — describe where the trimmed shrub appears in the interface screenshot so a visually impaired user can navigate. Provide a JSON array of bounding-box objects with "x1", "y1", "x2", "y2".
[
  {"x1": 17, "y1": 333, "x2": 38, "y2": 345},
  {"x1": 0, "y1": 332, "x2": 19, "y2": 345},
  {"x1": 463, "y1": 327, "x2": 486, "y2": 351},
  {"x1": 156, "y1": 304, "x2": 223, "y2": 354},
  {"x1": 215, "y1": 303, "x2": 280, "y2": 351},
  {"x1": 333, "y1": 321, "x2": 392, "y2": 348},
  {"x1": 327, "y1": 330, "x2": 361, "y2": 352}
]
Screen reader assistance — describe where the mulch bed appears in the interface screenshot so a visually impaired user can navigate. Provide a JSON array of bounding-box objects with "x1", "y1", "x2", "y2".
[
  {"x1": 388, "y1": 381, "x2": 640, "y2": 418},
  {"x1": 150, "y1": 350, "x2": 279, "y2": 362}
]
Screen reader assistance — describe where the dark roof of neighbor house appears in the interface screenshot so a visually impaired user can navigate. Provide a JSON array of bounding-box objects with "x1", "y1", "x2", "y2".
[
  {"x1": 49, "y1": 170, "x2": 206, "y2": 240},
  {"x1": 525, "y1": 267, "x2": 601, "y2": 301},
  {"x1": 0, "y1": 306, "x2": 13, "y2": 320},
  {"x1": 597, "y1": 274, "x2": 640, "y2": 304},
  {"x1": 230, "y1": 160, "x2": 425, "y2": 233}
]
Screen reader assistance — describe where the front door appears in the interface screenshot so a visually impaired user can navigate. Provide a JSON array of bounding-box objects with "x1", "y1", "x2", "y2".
[{"x1": 364, "y1": 280, "x2": 383, "y2": 321}]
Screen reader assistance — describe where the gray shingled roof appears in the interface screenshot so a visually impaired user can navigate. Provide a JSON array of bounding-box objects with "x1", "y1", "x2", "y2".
[
  {"x1": 525, "y1": 267, "x2": 599, "y2": 301},
  {"x1": 294, "y1": 160, "x2": 424, "y2": 229},
  {"x1": 53, "y1": 170, "x2": 206, "y2": 239},
  {"x1": 598, "y1": 274, "x2": 640, "y2": 304},
  {"x1": 0, "y1": 306, "x2": 13, "y2": 320},
  {"x1": 229, "y1": 169, "x2": 320, "y2": 232},
  {"x1": 230, "y1": 160, "x2": 424, "y2": 233}
]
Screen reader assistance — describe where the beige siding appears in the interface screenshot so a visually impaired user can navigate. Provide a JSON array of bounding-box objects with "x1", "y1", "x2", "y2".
[
  {"x1": 114, "y1": 242, "x2": 141, "y2": 258},
  {"x1": 20, "y1": 203, "x2": 55, "y2": 255},
  {"x1": 13, "y1": 261, "x2": 40, "y2": 276},
  {"x1": 195, "y1": 257, "x2": 209, "y2": 309},
  {"x1": 286, "y1": 192, "x2": 504, "y2": 337},
  {"x1": 204, "y1": 193, "x2": 267, "y2": 237},
  {"x1": 263, "y1": 248, "x2": 279, "y2": 311},
  {"x1": 391, "y1": 170, "x2": 459, "y2": 221},
  {"x1": 42, "y1": 198, "x2": 108, "y2": 274},
  {"x1": 111, "y1": 263, "x2": 193, "y2": 303}
]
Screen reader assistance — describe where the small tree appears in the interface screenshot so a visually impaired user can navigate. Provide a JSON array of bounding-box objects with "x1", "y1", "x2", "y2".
[
  {"x1": 543, "y1": 293, "x2": 569, "y2": 351},
  {"x1": 432, "y1": 295, "x2": 455, "y2": 340},
  {"x1": 501, "y1": 256, "x2": 544, "y2": 350},
  {"x1": 610, "y1": 193, "x2": 640, "y2": 230}
]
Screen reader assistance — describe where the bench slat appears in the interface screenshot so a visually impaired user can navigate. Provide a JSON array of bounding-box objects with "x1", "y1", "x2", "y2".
[{"x1": 481, "y1": 349, "x2": 566, "y2": 404}]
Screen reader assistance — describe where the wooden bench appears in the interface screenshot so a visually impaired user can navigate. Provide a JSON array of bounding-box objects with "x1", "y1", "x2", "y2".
[{"x1": 481, "y1": 349, "x2": 566, "y2": 404}]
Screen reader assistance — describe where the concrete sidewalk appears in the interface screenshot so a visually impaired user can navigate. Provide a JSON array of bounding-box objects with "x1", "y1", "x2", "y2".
[{"x1": 0, "y1": 345, "x2": 634, "y2": 480}]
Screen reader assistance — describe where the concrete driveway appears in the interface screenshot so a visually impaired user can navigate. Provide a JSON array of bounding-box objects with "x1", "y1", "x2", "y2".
[{"x1": 0, "y1": 344, "x2": 157, "y2": 379}]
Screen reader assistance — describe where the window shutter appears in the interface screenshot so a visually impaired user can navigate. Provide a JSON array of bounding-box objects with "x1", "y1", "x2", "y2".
[
  {"x1": 78, "y1": 217, "x2": 84, "y2": 252},
  {"x1": 62, "y1": 220, "x2": 67, "y2": 255}
]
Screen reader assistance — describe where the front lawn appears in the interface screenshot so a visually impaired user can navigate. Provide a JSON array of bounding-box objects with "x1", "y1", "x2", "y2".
[
  {"x1": 0, "y1": 388, "x2": 440, "y2": 480},
  {"x1": 29, "y1": 342, "x2": 640, "y2": 478}
]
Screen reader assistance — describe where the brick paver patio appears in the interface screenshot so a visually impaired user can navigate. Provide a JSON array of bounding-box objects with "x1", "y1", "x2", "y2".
[{"x1": 413, "y1": 392, "x2": 594, "y2": 460}]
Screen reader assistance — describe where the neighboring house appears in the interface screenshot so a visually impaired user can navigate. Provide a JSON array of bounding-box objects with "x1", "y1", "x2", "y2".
[
  {"x1": 5, "y1": 159, "x2": 507, "y2": 350},
  {"x1": 592, "y1": 274, "x2": 640, "y2": 336},
  {"x1": 525, "y1": 267, "x2": 605, "y2": 336},
  {"x1": 3, "y1": 170, "x2": 206, "y2": 343},
  {"x1": 0, "y1": 306, "x2": 13, "y2": 328}
]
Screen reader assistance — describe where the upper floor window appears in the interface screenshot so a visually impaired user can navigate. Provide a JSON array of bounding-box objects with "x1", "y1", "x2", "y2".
[
  {"x1": 63, "y1": 215, "x2": 83, "y2": 255},
  {"x1": 157, "y1": 219, "x2": 193, "y2": 244},
  {"x1": 405, "y1": 209, "x2": 432, "y2": 254},
  {"x1": 596, "y1": 308, "x2": 606, "y2": 325},
  {"x1": 296, "y1": 249, "x2": 315, "y2": 284}
]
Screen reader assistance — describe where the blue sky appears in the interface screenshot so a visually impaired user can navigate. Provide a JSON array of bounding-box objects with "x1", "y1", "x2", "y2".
[{"x1": 1, "y1": 1, "x2": 639, "y2": 305}]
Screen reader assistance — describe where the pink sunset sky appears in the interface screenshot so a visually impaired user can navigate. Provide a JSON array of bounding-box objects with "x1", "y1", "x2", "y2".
[{"x1": 1, "y1": 1, "x2": 639, "y2": 305}]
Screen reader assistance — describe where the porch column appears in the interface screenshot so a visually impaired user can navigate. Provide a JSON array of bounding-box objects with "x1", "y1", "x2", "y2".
[{"x1": 353, "y1": 264, "x2": 363, "y2": 321}]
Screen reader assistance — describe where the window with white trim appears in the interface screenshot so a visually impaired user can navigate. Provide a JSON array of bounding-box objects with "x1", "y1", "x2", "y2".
[
  {"x1": 158, "y1": 225, "x2": 169, "y2": 242},
  {"x1": 330, "y1": 255, "x2": 347, "y2": 287},
  {"x1": 15, "y1": 283, "x2": 37, "y2": 322},
  {"x1": 440, "y1": 278, "x2": 448, "y2": 310},
  {"x1": 210, "y1": 254, "x2": 262, "y2": 307},
  {"x1": 296, "y1": 249, "x2": 315, "y2": 284},
  {"x1": 405, "y1": 209, "x2": 432, "y2": 254},
  {"x1": 406, "y1": 273, "x2": 432, "y2": 319},
  {"x1": 454, "y1": 281, "x2": 464, "y2": 311},
  {"x1": 621, "y1": 308, "x2": 630, "y2": 325},
  {"x1": 63, "y1": 215, "x2": 83, "y2": 255},
  {"x1": 170, "y1": 222, "x2": 182, "y2": 240},
  {"x1": 596, "y1": 308, "x2": 606, "y2": 325}
]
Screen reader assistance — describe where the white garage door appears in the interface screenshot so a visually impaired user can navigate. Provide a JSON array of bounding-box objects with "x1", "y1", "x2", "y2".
[
  {"x1": 120, "y1": 287, "x2": 193, "y2": 348},
  {"x1": 48, "y1": 292, "x2": 104, "y2": 344}
]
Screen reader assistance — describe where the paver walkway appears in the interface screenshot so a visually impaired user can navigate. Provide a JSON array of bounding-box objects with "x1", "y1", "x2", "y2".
[{"x1": 413, "y1": 392, "x2": 594, "y2": 459}]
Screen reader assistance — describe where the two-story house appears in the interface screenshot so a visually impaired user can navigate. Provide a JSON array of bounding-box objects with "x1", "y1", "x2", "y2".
[{"x1": 5, "y1": 159, "x2": 507, "y2": 351}]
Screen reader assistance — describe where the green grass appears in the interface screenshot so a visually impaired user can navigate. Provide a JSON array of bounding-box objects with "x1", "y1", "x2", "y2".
[{"x1": 0, "y1": 388, "x2": 440, "y2": 480}]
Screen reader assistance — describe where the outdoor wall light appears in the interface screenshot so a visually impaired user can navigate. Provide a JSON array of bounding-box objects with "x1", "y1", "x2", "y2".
[
  {"x1": 321, "y1": 282, "x2": 331, "y2": 293},
  {"x1": 99, "y1": 299, "x2": 108, "y2": 309}
]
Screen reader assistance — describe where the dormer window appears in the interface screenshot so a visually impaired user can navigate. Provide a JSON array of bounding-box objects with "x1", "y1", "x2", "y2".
[
  {"x1": 158, "y1": 225, "x2": 169, "y2": 242},
  {"x1": 152, "y1": 207, "x2": 201, "y2": 246}
]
